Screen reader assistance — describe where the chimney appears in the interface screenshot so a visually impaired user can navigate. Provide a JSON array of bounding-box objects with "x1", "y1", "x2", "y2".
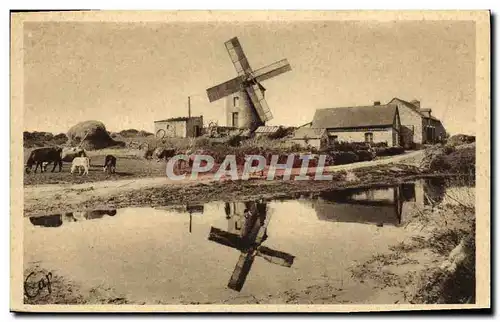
[
  {"x1": 373, "y1": 101, "x2": 381, "y2": 106},
  {"x1": 410, "y1": 99, "x2": 421, "y2": 109},
  {"x1": 420, "y1": 108, "x2": 432, "y2": 118}
]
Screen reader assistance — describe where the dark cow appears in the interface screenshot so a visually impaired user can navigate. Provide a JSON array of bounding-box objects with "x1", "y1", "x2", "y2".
[
  {"x1": 103, "y1": 155, "x2": 117, "y2": 174},
  {"x1": 25, "y1": 147, "x2": 63, "y2": 173},
  {"x1": 154, "y1": 147, "x2": 176, "y2": 162}
]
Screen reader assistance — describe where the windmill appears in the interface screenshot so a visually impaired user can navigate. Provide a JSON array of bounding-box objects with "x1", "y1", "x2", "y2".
[
  {"x1": 208, "y1": 201, "x2": 295, "y2": 292},
  {"x1": 206, "y1": 37, "x2": 292, "y2": 131}
]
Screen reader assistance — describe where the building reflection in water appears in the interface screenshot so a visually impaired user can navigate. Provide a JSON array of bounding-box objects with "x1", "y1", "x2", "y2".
[
  {"x1": 161, "y1": 204, "x2": 205, "y2": 233},
  {"x1": 312, "y1": 179, "x2": 447, "y2": 227},
  {"x1": 29, "y1": 209, "x2": 117, "y2": 228},
  {"x1": 208, "y1": 200, "x2": 295, "y2": 292},
  {"x1": 186, "y1": 204, "x2": 204, "y2": 233}
]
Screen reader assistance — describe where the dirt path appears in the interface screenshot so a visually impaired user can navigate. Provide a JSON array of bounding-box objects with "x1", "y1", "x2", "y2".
[{"x1": 24, "y1": 150, "x2": 424, "y2": 216}]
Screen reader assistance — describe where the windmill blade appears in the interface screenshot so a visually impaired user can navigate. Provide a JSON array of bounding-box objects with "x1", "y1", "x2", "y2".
[
  {"x1": 256, "y1": 246, "x2": 295, "y2": 267},
  {"x1": 253, "y1": 59, "x2": 292, "y2": 83},
  {"x1": 206, "y1": 76, "x2": 244, "y2": 102},
  {"x1": 245, "y1": 84, "x2": 273, "y2": 122},
  {"x1": 225, "y1": 37, "x2": 253, "y2": 76},
  {"x1": 227, "y1": 251, "x2": 256, "y2": 292}
]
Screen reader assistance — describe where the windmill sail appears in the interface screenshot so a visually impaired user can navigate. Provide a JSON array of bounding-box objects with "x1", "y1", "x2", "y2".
[
  {"x1": 253, "y1": 59, "x2": 292, "y2": 83},
  {"x1": 245, "y1": 84, "x2": 273, "y2": 122},
  {"x1": 206, "y1": 76, "x2": 244, "y2": 102},
  {"x1": 225, "y1": 37, "x2": 253, "y2": 76}
]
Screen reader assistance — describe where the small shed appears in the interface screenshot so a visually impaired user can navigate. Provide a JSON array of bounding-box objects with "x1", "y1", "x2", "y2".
[
  {"x1": 154, "y1": 116, "x2": 203, "y2": 138},
  {"x1": 291, "y1": 128, "x2": 329, "y2": 149}
]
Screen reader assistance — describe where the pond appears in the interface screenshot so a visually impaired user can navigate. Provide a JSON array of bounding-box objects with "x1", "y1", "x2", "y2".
[{"x1": 23, "y1": 177, "x2": 472, "y2": 304}]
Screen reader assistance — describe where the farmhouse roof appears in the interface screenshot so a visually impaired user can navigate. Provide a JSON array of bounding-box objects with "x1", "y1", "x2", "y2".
[
  {"x1": 390, "y1": 98, "x2": 442, "y2": 122},
  {"x1": 292, "y1": 127, "x2": 326, "y2": 140},
  {"x1": 312, "y1": 104, "x2": 397, "y2": 129}
]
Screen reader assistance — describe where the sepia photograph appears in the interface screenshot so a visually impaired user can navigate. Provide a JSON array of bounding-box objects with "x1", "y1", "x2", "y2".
[{"x1": 10, "y1": 10, "x2": 490, "y2": 312}]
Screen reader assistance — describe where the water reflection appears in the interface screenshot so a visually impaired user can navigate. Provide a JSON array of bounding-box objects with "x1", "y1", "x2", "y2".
[
  {"x1": 24, "y1": 177, "x2": 470, "y2": 301},
  {"x1": 29, "y1": 209, "x2": 117, "y2": 227},
  {"x1": 158, "y1": 204, "x2": 204, "y2": 233},
  {"x1": 313, "y1": 185, "x2": 407, "y2": 226},
  {"x1": 311, "y1": 179, "x2": 449, "y2": 227},
  {"x1": 209, "y1": 201, "x2": 295, "y2": 292},
  {"x1": 29, "y1": 214, "x2": 63, "y2": 228},
  {"x1": 28, "y1": 179, "x2": 449, "y2": 231}
]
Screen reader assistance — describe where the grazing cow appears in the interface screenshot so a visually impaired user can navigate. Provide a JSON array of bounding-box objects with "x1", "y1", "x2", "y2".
[
  {"x1": 25, "y1": 147, "x2": 63, "y2": 173},
  {"x1": 103, "y1": 155, "x2": 117, "y2": 174},
  {"x1": 143, "y1": 148, "x2": 155, "y2": 160},
  {"x1": 61, "y1": 147, "x2": 87, "y2": 162},
  {"x1": 154, "y1": 147, "x2": 176, "y2": 162},
  {"x1": 71, "y1": 157, "x2": 90, "y2": 175}
]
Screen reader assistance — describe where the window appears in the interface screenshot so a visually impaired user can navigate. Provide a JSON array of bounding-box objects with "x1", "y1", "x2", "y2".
[
  {"x1": 233, "y1": 96, "x2": 239, "y2": 107},
  {"x1": 232, "y1": 112, "x2": 239, "y2": 127},
  {"x1": 364, "y1": 132, "x2": 373, "y2": 143}
]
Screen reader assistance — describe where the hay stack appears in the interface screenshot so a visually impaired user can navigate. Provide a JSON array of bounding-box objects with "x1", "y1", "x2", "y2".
[{"x1": 67, "y1": 120, "x2": 122, "y2": 150}]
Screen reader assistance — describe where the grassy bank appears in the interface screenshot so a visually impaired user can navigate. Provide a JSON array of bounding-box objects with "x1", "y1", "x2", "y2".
[{"x1": 350, "y1": 177, "x2": 475, "y2": 304}]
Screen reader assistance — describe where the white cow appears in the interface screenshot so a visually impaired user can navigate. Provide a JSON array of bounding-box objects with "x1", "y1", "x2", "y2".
[{"x1": 71, "y1": 157, "x2": 90, "y2": 175}]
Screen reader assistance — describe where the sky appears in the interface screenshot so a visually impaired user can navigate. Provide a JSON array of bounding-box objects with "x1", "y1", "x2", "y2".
[{"x1": 23, "y1": 19, "x2": 476, "y2": 135}]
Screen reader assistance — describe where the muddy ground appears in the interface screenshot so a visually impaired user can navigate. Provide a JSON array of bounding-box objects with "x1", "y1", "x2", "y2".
[{"x1": 24, "y1": 150, "x2": 425, "y2": 216}]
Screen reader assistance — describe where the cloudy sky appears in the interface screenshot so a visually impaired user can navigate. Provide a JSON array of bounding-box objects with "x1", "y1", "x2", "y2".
[{"x1": 23, "y1": 19, "x2": 476, "y2": 135}]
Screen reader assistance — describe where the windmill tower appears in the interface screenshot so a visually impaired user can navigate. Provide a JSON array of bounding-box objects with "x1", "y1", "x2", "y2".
[{"x1": 206, "y1": 37, "x2": 292, "y2": 131}]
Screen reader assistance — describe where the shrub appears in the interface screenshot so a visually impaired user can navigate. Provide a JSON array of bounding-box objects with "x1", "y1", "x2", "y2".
[
  {"x1": 331, "y1": 151, "x2": 359, "y2": 165},
  {"x1": 138, "y1": 130, "x2": 154, "y2": 137},
  {"x1": 23, "y1": 131, "x2": 68, "y2": 148},
  {"x1": 332, "y1": 141, "x2": 370, "y2": 152},
  {"x1": 268, "y1": 126, "x2": 295, "y2": 140},
  {"x1": 447, "y1": 134, "x2": 475, "y2": 146},
  {"x1": 443, "y1": 145, "x2": 456, "y2": 155},
  {"x1": 119, "y1": 129, "x2": 139, "y2": 137},
  {"x1": 375, "y1": 146, "x2": 405, "y2": 156},
  {"x1": 356, "y1": 150, "x2": 375, "y2": 162},
  {"x1": 227, "y1": 135, "x2": 242, "y2": 147},
  {"x1": 53, "y1": 133, "x2": 68, "y2": 145},
  {"x1": 444, "y1": 146, "x2": 475, "y2": 175}
]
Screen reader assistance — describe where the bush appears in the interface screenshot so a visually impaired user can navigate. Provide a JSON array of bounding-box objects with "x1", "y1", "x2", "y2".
[
  {"x1": 423, "y1": 144, "x2": 475, "y2": 174},
  {"x1": 447, "y1": 134, "x2": 475, "y2": 146},
  {"x1": 332, "y1": 142, "x2": 371, "y2": 152},
  {"x1": 119, "y1": 129, "x2": 139, "y2": 137},
  {"x1": 375, "y1": 146, "x2": 405, "y2": 156},
  {"x1": 23, "y1": 131, "x2": 68, "y2": 148},
  {"x1": 138, "y1": 130, "x2": 154, "y2": 137},
  {"x1": 444, "y1": 146, "x2": 475, "y2": 174},
  {"x1": 268, "y1": 126, "x2": 295, "y2": 140},
  {"x1": 331, "y1": 151, "x2": 359, "y2": 165},
  {"x1": 443, "y1": 145, "x2": 456, "y2": 155},
  {"x1": 227, "y1": 135, "x2": 242, "y2": 147},
  {"x1": 356, "y1": 150, "x2": 375, "y2": 162},
  {"x1": 53, "y1": 133, "x2": 68, "y2": 145}
]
